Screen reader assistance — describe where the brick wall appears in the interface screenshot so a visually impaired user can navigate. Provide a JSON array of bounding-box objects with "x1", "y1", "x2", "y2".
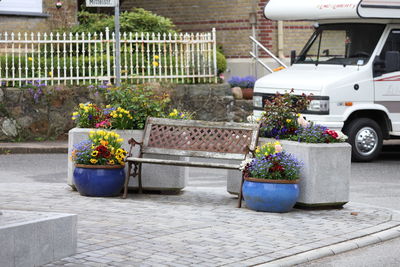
[
  {"x1": 0, "y1": 0, "x2": 77, "y2": 33},
  {"x1": 122, "y1": 0, "x2": 314, "y2": 58}
]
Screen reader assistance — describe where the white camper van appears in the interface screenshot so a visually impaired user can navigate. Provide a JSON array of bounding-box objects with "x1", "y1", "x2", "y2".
[{"x1": 254, "y1": 0, "x2": 400, "y2": 161}]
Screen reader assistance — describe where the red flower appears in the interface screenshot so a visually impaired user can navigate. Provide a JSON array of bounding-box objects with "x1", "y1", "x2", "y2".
[{"x1": 324, "y1": 129, "x2": 338, "y2": 139}]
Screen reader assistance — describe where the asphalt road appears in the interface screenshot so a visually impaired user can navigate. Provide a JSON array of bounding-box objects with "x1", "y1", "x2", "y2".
[{"x1": 0, "y1": 142, "x2": 399, "y2": 267}]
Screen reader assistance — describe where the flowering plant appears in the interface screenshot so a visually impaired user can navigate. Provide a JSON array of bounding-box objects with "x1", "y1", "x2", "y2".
[
  {"x1": 260, "y1": 91, "x2": 347, "y2": 143},
  {"x1": 71, "y1": 130, "x2": 127, "y2": 166},
  {"x1": 228, "y1": 76, "x2": 257, "y2": 89},
  {"x1": 240, "y1": 142, "x2": 302, "y2": 181},
  {"x1": 260, "y1": 91, "x2": 309, "y2": 139},
  {"x1": 71, "y1": 103, "x2": 107, "y2": 128},
  {"x1": 288, "y1": 123, "x2": 347, "y2": 143},
  {"x1": 168, "y1": 108, "x2": 194, "y2": 120}
]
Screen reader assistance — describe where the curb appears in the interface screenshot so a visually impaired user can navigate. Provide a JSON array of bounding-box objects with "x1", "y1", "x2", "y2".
[
  {"x1": 256, "y1": 226, "x2": 400, "y2": 266},
  {"x1": 0, "y1": 143, "x2": 68, "y2": 154}
]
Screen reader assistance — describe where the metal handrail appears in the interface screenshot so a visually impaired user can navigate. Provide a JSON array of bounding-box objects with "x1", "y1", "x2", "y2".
[{"x1": 250, "y1": 36, "x2": 287, "y2": 73}]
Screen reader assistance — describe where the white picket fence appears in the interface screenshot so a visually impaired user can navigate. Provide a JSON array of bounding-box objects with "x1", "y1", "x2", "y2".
[{"x1": 0, "y1": 28, "x2": 218, "y2": 87}]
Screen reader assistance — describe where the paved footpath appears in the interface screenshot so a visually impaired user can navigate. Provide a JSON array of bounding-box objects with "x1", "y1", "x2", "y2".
[{"x1": 1, "y1": 180, "x2": 400, "y2": 266}]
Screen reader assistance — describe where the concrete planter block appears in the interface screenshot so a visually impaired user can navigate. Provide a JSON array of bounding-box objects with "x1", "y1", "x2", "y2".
[
  {"x1": 227, "y1": 138, "x2": 351, "y2": 208},
  {"x1": 0, "y1": 210, "x2": 77, "y2": 267},
  {"x1": 68, "y1": 128, "x2": 187, "y2": 192}
]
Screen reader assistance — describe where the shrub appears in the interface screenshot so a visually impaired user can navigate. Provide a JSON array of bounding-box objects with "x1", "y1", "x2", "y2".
[
  {"x1": 71, "y1": 8, "x2": 176, "y2": 34},
  {"x1": 98, "y1": 84, "x2": 170, "y2": 129},
  {"x1": 216, "y1": 51, "x2": 227, "y2": 75}
]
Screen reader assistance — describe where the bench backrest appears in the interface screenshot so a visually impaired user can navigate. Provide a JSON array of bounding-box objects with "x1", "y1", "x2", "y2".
[{"x1": 141, "y1": 117, "x2": 260, "y2": 160}]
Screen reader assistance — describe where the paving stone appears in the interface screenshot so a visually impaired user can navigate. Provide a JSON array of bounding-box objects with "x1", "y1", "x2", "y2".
[{"x1": 0, "y1": 183, "x2": 399, "y2": 266}]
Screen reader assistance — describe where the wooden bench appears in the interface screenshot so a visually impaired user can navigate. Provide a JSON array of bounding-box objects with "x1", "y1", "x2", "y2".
[{"x1": 123, "y1": 117, "x2": 260, "y2": 207}]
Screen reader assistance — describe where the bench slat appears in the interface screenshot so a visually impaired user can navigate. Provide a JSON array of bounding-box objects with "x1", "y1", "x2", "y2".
[
  {"x1": 141, "y1": 147, "x2": 246, "y2": 160},
  {"x1": 125, "y1": 157, "x2": 241, "y2": 169}
]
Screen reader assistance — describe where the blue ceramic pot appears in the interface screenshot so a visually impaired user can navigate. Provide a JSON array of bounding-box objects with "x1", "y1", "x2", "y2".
[
  {"x1": 242, "y1": 177, "x2": 299, "y2": 213},
  {"x1": 73, "y1": 165, "x2": 125, "y2": 197}
]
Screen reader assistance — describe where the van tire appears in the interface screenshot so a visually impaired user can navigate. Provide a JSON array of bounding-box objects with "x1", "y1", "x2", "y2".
[{"x1": 343, "y1": 118, "x2": 383, "y2": 162}]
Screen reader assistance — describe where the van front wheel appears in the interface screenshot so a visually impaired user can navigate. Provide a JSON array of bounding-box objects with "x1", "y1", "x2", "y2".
[{"x1": 343, "y1": 118, "x2": 383, "y2": 162}]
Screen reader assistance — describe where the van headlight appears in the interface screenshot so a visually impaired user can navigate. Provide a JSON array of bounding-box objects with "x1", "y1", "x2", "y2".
[
  {"x1": 253, "y1": 96, "x2": 263, "y2": 108},
  {"x1": 307, "y1": 99, "x2": 329, "y2": 112}
]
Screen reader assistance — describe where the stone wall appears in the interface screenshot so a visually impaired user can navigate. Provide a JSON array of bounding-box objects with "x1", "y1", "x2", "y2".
[
  {"x1": 0, "y1": 84, "x2": 253, "y2": 142},
  {"x1": 0, "y1": 0, "x2": 78, "y2": 33}
]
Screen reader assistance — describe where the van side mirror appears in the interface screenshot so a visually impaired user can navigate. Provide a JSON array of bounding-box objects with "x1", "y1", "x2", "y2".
[
  {"x1": 290, "y1": 50, "x2": 296, "y2": 65},
  {"x1": 385, "y1": 51, "x2": 400, "y2": 73}
]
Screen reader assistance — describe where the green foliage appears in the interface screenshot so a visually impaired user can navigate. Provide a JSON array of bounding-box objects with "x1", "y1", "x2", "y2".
[
  {"x1": 98, "y1": 84, "x2": 170, "y2": 129},
  {"x1": 71, "y1": 8, "x2": 176, "y2": 34},
  {"x1": 216, "y1": 50, "x2": 227, "y2": 75},
  {"x1": 260, "y1": 91, "x2": 309, "y2": 139}
]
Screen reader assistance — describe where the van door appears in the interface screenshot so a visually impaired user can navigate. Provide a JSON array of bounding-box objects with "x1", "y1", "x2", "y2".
[{"x1": 374, "y1": 28, "x2": 400, "y2": 133}]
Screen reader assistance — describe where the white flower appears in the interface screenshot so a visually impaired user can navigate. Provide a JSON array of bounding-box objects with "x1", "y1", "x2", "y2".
[
  {"x1": 239, "y1": 158, "x2": 253, "y2": 171},
  {"x1": 336, "y1": 131, "x2": 348, "y2": 141},
  {"x1": 297, "y1": 115, "x2": 310, "y2": 128},
  {"x1": 247, "y1": 115, "x2": 257, "y2": 123}
]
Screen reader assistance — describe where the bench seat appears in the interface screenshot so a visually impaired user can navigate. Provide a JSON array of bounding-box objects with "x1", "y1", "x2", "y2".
[{"x1": 125, "y1": 157, "x2": 240, "y2": 169}]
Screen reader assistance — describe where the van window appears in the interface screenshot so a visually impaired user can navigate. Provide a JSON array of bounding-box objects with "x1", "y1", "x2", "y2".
[
  {"x1": 378, "y1": 30, "x2": 400, "y2": 74},
  {"x1": 296, "y1": 24, "x2": 385, "y2": 66}
]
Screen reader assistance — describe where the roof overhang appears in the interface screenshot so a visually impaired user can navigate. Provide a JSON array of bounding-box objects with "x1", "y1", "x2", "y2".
[{"x1": 264, "y1": 0, "x2": 400, "y2": 21}]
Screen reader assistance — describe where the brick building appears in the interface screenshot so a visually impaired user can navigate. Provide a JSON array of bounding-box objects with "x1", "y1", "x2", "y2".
[
  {"x1": 0, "y1": 0, "x2": 77, "y2": 33},
  {"x1": 121, "y1": 0, "x2": 314, "y2": 77}
]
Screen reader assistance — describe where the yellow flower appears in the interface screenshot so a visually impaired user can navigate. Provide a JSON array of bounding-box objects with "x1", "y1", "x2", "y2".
[
  {"x1": 104, "y1": 135, "x2": 109, "y2": 140},
  {"x1": 113, "y1": 114, "x2": 118, "y2": 118},
  {"x1": 180, "y1": 114, "x2": 185, "y2": 118},
  {"x1": 91, "y1": 151, "x2": 99, "y2": 157},
  {"x1": 255, "y1": 147, "x2": 260, "y2": 153},
  {"x1": 286, "y1": 119, "x2": 292, "y2": 123},
  {"x1": 28, "y1": 57, "x2": 33, "y2": 61},
  {"x1": 108, "y1": 160, "x2": 115, "y2": 165},
  {"x1": 119, "y1": 114, "x2": 123, "y2": 118},
  {"x1": 154, "y1": 55, "x2": 159, "y2": 60},
  {"x1": 152, "y1": 61, "x2": 159, "y2": 67},
  {"x1": 72, "y1": 112, "x2": 79, "y2": 116},
  {"x1": 90, "y1": 158, "x2": 98, "y2": 164},
  {"x1": 117, "y1": 138, "x2": 124, "y2": 143},
  {"x1": 48, "y1": 71, "x2": 53, "y2": 77},
  {"x1": 79, "y1": 103, "x2": 84, "y2": 108},
  {"x1": 106, "y1": 104, "x2": 111, "y2": 108}
]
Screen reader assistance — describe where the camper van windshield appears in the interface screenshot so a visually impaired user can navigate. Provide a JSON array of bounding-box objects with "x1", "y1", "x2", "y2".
[{"x1": 296, "y1": 24, "x2": 385, "y2": 66}]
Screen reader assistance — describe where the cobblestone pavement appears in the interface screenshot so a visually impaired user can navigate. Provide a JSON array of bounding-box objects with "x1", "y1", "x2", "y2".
[{"x1": 1, "y1": 182, "x2": 400, "y2": 267}]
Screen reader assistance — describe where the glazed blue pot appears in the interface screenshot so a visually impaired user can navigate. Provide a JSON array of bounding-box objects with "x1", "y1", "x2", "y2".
[
  {"x1": 73, "y1": 165, "x2": 125, "y2": 197},
  {"x1": 242, "y1": 177, "x2": 299, "y2": 213}
]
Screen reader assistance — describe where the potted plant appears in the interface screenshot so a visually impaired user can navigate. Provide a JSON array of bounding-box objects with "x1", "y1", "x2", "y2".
[
  {"x1": 228, "y1": 76, "x2": 256, "y2": 100},
  {"x1": 258, "y1": 91, "x2": 351, "y2": 208},
  {"x1": 71, "y1": 129, "x2": 128, "y2": 197},
  {"x1": 240, "y1": 141, "x2": 302, "y2": 213}
]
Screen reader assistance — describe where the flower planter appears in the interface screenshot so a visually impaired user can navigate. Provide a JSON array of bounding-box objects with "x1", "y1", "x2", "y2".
[
  {"x1": 241, "y1": 88, "x2": 253, "y2": 99},
  {"x1": 228, "y1": 138, "x2": 351, "y2": 208},
  {"x1": 74, "y1": 164, "x2": 125, "y2": 197},
  {"x1": 242, "y1": 177, "x2": 299, "y2": 213},
  {"x1": 68, "y1": 128, "x2": 187, "y2": 192}
]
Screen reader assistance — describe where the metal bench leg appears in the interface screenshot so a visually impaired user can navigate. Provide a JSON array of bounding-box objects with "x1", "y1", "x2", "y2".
[
  {"x1": 123, "y1": 162, "x2": 132, "y2": 199},
  {"x1": 237, "y1": 172, "x2": 245, "y2": 208},
  {"x1": 138, "y1": 163, "x2": 143, "y2": 194}
]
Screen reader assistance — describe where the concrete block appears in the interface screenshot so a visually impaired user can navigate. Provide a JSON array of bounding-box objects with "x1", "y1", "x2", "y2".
[
  {"x1": 68, "y1": 128, "x2": 187, "y2": 192},
  {"x1": 14, "y1": 223, "x2": 35, "y2": 267},
  {"x1": 0, "y1": 210, "x2": 77, "y2": 267},
  {"x1": 53, "y1": 214, "x2": 77, "y2": 260},
  {"x1": 34, "y1": 220, "x2": 54, "y2": 266},
  {"x1": 0, "y1": 227, "x2": 14, "y2": 267}
]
